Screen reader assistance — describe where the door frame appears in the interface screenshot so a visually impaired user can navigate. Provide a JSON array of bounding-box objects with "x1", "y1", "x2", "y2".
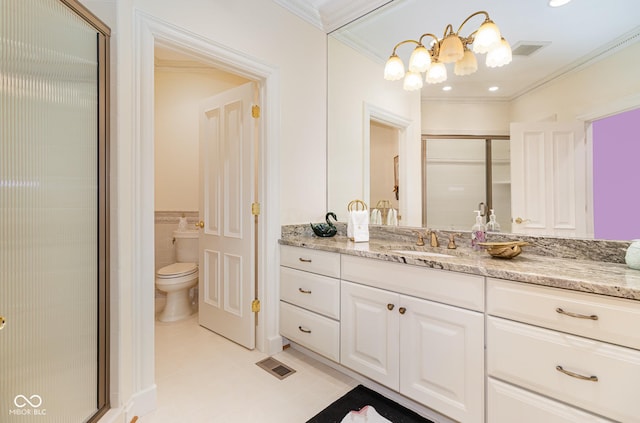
[{"x1": 132, "y1": 11, "x2": 282, "y2": 415}]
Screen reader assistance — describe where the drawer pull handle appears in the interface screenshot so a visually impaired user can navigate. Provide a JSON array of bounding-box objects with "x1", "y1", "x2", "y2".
[
  {"x1": 298, "y1": 258, "x2": 312, "y2": 263},
  {"x1": 298, "y1": 288, "x2": 312, "y2": 294},
  {"x1": 298, "y1": 326, "x2": 311, "y2": 334},
  {"x1": 556, "y1": 365, "x2": 598, "y2": 382},
  {"x1": 387, "y1": 304, "x2": 395, "y2": 311},
  {"x1": 556, "y1": 308, "x2": 598, "y2": 320},
  {"x1": 398, "y1": 307, "x2": 407, "y2": 315}
]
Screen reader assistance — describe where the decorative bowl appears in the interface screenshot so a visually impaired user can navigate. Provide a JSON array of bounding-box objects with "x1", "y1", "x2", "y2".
[{"x1": 478, "y1": 241, "x2": 529, "y2": 259}]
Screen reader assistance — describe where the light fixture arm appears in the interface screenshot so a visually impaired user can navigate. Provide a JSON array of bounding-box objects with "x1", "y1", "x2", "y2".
[
  {"x1": 390, "y1": 39, "x2": 420, "y2": 56},
  {"x1": 456, "y1": 10, "x2": 490, "y2": 35}
]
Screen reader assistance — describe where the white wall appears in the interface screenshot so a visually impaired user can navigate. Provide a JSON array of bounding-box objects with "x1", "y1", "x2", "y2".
[
  {"x1": 154, "y1": 66, "x2": 248, "y2": 211},
  {"x1": 422, "y1": 100, "x2": 511, "y2": 134},
  {"x1": 136, "y1": 0, "x2": 327, "y2": 224},
  {"x1": 328, "y1": 37, "x2": 421, "y2": 225},
  {"x1": 89, "y1": 0, "x2": 329, "y2": 421},
  {"x1": 510, "y1": 42, "x2": 640, "y2": 122}
]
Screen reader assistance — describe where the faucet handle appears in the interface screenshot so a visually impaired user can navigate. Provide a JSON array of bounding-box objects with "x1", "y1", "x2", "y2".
[
  {"x1": 413, "y1": 230, "x2": 425, "y2": 246},
  {"x1": 447, "y1": 233, "x2": 461, "y2": 249}
]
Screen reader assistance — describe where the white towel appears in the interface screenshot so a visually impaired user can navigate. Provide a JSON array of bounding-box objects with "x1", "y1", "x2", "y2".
[
  {"x1": 348, "y1": 210, "x2": 369, "y2": 242},
  {"x1": 386, "y1": 208, "x2": 398, "y2": 226},
  {"x1": 370, "y1": 209, "x2": 382, "y2": 225},
  {"x1": 340, "y1": 405, "x2": 391, "y2": 423}
]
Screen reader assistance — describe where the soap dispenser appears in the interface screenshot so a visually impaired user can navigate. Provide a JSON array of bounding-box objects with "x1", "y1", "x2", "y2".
[
  {"x1": 486, "y1": 209, "x2": 501, "y2": 233},
  {"x1": 471, "y1": 210, "x2": 486, "y2": 250}
]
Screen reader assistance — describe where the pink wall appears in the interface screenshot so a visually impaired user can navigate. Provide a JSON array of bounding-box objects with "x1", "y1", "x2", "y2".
[{"x1": 593, "y1": 107, "x2": 640, "y2": 240}]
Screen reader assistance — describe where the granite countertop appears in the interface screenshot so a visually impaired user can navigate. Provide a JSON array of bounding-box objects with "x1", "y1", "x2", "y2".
[{"x1": 279, "y1": 235, "x2": 640, "y2": 302}]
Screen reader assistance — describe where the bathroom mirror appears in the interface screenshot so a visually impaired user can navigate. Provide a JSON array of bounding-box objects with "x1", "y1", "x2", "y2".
[{"x1": 327, "y1": 0, "x2": 640, "y2": 240}]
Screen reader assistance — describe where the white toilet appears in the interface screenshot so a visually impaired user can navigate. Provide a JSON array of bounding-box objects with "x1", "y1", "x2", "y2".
[{"x1": 156, "y1": 230, "x2": 199, "y2": 322}]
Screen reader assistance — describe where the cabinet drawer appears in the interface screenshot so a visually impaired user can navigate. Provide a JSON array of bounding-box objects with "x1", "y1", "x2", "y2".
[
  {"x1": 280, "y1": 245, "x2": 340, "y2": 278},
  {"x1": 280, "y1": 301, "x2": 340, "y2": 362},
  {"x1": 341, "y1": 254, "x2": 484, "y2": 311},
  {"x1": 487, "y1": 316, "x2": 640, "y2": 423},
  {"x1": 488, "y1": 378, "x2": 614, "y2": 423},
  {"x1": 280, "y1": 266, "x2": 340, "y2": 319},
  {"x1": 487, "y1": 278, "x2": 640, "y2": 349}
]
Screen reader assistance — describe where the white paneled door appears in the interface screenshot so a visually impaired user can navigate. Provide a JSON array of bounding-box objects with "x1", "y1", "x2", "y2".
[
  {"x1": 510, "y1": 122, "x2": 586, "y2": 237},
  {"x1": 198, "y1": 83, "x2": 256, "y2": 349}
]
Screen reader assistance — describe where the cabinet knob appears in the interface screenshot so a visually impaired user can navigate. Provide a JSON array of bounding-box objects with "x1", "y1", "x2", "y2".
[
  {"x1": 195, "y1": 221, "x2": 204, "y2": 228},
  {"x1": 387, "y1": 304, "x2": 394, "y2": 311},
  {"x1": 398, "y1": 307, "x2": 406, "y2": 315},
  {"x1": 513, "y1": 217, "x2": 530, "y2": 224}
]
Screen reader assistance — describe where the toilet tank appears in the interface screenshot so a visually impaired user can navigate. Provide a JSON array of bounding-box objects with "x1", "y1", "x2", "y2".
[{"x1": 173, "y1": 230, "x2": 199, "y2": 264}]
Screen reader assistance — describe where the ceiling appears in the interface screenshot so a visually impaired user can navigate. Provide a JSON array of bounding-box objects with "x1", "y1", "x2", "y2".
[{"x1": 276, "y1": 0, "x2": 640, "y2": 100}]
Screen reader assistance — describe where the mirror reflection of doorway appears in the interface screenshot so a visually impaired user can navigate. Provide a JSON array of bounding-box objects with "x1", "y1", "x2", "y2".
[
  {"x1": 370, "y1": 121, "x2": 400, "y2": 224},
  {"x1": 422, "y1": 135, "x2": 511, "y2": 232}
]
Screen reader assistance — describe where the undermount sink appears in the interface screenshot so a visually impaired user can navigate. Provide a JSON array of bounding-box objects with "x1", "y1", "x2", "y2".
[{"x1": 391, "y1": 250, "x2": 455, "y2": 258}]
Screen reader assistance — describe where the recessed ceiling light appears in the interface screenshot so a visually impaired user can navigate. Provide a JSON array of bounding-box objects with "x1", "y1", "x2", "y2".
[
  {"x1": 549, "y1": 0, "x2": 572, "y2": 7},
  {"x1": 488, "y1": 86, "x2": 499, "y2": 92},
  {"x1": 442, "y1": 86, "x2": 452, "y2": 91}
]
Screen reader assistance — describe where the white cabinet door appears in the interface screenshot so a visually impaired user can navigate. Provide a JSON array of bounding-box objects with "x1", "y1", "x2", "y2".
[
  {"x1": 341, "y1": 281, "x2": 400, "y2": 389},
  {"x1": 400, "y1": 295, "x2": 485, "y2": 423}
]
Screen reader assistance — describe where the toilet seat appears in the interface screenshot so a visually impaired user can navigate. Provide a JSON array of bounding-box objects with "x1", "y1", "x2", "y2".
[{"x1": 156, "y1": 262, "x2": 197, "y2": 279}]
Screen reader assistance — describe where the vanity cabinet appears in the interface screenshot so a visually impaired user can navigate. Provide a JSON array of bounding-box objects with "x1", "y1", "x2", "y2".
[
  {"x1": 487, "y1": 278, "x2": 640, "y2": 423},
  {"x1": 279, "y1": 245, "x2": 341, "y2": 361},
  {"x1": 340, "y1": 255, "x2": 485, "y2": 423}
]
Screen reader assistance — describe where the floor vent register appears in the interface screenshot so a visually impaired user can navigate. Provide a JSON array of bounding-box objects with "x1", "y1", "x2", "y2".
[{"x1": 255, "y1": 357, "x2": 296, "y2": 380}]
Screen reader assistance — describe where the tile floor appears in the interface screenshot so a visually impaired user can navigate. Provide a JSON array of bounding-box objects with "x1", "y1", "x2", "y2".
[{"x1": 137, "y1": 312, "x2": 358, "y2": 422}]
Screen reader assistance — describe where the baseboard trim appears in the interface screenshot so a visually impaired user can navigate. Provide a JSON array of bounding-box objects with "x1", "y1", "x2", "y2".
[
  {"x1": 266, "y1": 334, "x2": 284, "y2": 355},
  {"x1": 125, "y1": 384, "x2": 157, "y2": 422}
]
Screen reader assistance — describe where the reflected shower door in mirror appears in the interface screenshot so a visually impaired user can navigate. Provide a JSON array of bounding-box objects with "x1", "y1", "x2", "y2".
[{"x1": 422, "y1": 136, "x2": 511, "y2": 232}]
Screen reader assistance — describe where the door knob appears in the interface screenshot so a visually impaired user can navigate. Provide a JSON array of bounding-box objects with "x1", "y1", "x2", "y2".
[{"x1": 195, "y1": 221, "x2": 204, "y2": 228}]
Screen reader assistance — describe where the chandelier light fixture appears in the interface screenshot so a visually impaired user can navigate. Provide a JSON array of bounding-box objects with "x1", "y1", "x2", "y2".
[{"x1": 384, "y1": 11, "x2": 512, "y2": 91}]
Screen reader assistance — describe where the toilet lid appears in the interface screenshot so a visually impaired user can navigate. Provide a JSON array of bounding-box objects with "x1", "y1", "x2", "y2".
[{"x1": 157, "y1": 262, "x2": 197, "y2": 278}]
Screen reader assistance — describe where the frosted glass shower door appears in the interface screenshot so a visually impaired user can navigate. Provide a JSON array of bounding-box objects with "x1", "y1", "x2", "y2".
[{"x1": 1, "y1": 0, "x2": 109, "y2": 421}]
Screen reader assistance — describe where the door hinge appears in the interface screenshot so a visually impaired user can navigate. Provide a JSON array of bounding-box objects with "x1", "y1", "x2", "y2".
[
  {"x1": 251, "y1": 299, "x2": 261, "y2": 313},
  {"x1": 251, "y1": 202, "x2": 260, "y2": 216},
  {"x1": 251, "y1": 105, "x2": 260, "y2": 118}
]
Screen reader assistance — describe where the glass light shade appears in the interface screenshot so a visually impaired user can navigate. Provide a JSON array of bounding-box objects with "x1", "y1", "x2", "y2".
[
  {"x1": 472, "y1": 20, "x2": 501, "y2": 53},
  {"x1": 486, "y1": 38, "x2": 512, "y2": 68},
  {"x1": 384, "y1": 55, "x2": 405, "y2": 81},
  {"x1": 439, "y1": 34, "x2": 464, "y2": 63},
  {"x1": 408, "y1": 45, "x2": 431, "y2": 72},
  {"x1": 403, "y1": 71, "x2": 423, "y2": 91},
  {"x1": 425, "y1": 61, "x2": 447, "y2": 84},
  {"x1": 454, "y1": 49, "x2": 478, "y2": 76}
]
